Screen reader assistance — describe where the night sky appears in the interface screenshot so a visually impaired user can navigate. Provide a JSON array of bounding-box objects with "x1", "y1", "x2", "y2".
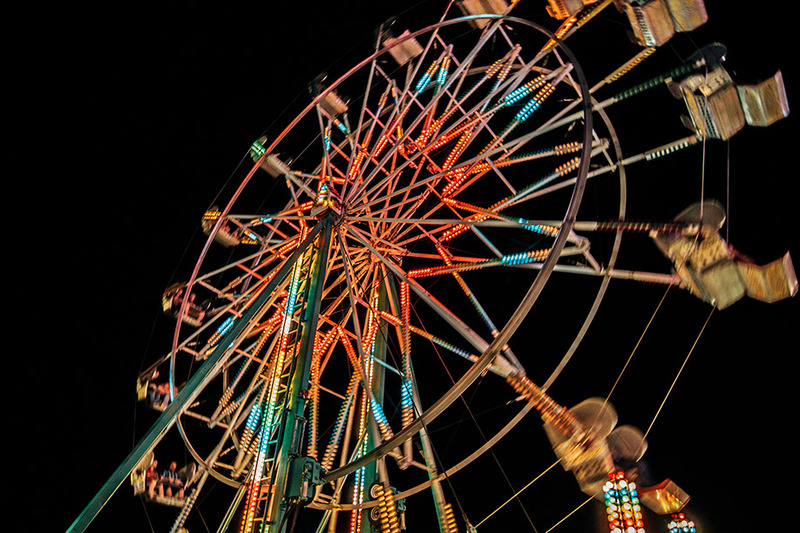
[{"x1": 12, "y1": 1, "x2": 798, "y2": 532}]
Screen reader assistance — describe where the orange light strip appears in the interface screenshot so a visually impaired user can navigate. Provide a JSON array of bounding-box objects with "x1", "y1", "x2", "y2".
[
  {"x1": 400, "y1": 281, "x2": 414, "y2": 429},
  {"x1": 540, "y1": 15, "x2": 577, "y2": 54},
  {"x1": 319, "y1": 372, "x2": 359, "y2": 471},
  {"x1": 604, "y1": 46, "x2": 657, "y2": 85},
  {"x1": 307, "y1": 327, "x2": 339, "y2": 460}
]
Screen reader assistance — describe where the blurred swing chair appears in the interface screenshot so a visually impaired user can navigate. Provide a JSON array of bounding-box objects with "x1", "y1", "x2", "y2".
[
  {"x1": 543, "y1": 398, "x2": 692, "y2": 515},
  {"x1": 651, "y1": 200, "x2": 798, "y2": 309}
]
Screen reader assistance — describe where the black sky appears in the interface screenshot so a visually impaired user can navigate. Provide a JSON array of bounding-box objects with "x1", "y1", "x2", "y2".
[{"x1": 11, "y1": 1, "x2": 798, "y2": 532}]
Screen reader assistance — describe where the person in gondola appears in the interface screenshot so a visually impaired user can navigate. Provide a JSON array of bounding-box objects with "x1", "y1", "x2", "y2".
[
  {"x1": 160, "y1": 461, "x2": 184, "y2": 499},
  {"x1": 171, "y1": 285, "x2": 206, "y2": 324},
  {"x1": 146, "y1": 370, "x2": 161, "y2": 405},
  {"x1": 147, "y1": 380, "x2": 171, "y2": 410},
  {"x1": 145, "y1": 459, "x2": 159, "y2": 499}
]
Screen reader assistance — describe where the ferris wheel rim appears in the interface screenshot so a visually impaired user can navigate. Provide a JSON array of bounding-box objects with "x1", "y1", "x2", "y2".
[{"x1": 165, "y1": 11, "x2": 610, "y2": 509}]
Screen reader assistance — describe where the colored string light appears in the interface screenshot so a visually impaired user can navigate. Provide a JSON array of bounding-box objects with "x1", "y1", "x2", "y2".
[
  {"x1": 540, "y1": 15, "x2": 577, "y2": 53},
  {"x1": 240, "y1": 251, "x2": 309, "y2": 533},
  {"x1": 644, "y1": 137, "x2": 697, "y2": 161},
  {"x1": 667, "y1": 513, "x2": 696, "y2": 533},
  {"x1": 308, "y1": 328, "x2": 338, "y2": 460},
  {"x1": 514, "y1": 82, "x2": 555, "y2": 122},
  {"x1": 416, "y1": 58, "x2": 440, "y2": 93},
  {"x1": 503, "y1": 75, "x2": 547, "y2": 106},
  {"x1": 250, "y1": 139, "x2": 266, "y2": 158},
  {"x1": 334, "y1": 118, "x2": 348, "y2": 135},
  {"x1": 605, "y1": 46, "x2": 657, "y2": 84},
  {"x1": 324, "y1": 124, "x2": 332, "y2": 152},
  {"x1": 603, "y1": 471, "x2": 646, "y2": 533},
  {"x1": 320, "y1": 373, "x2": 358, "y2": 471},
  {"x1": 437, "y1": 56, "x2": 451, "y2": 85},
  {"x1": 203, "y1": 209, "x2": 222, "y2": 221},
  {"x1": 408, "y1": 247, "x2": 551, "y2": 278},
  {"x1": 373, "y1": 483, "x2": 402, "y2": 533},
  {"x1": 505, "y1": 372, "x2": 577, "y2": 434},
  {"x1": 440, "y1": 502, "x2": 459, "y2": 533}
]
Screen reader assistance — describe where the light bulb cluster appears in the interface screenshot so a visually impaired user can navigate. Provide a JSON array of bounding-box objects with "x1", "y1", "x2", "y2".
[
  {"x1": 441, "y1": 168, "x2": 470, "y2": 198},
  {"x1": 399, "y1": 282, "x2": 414, "y2": 429},
  {"x1": 437, "y1": 56, "x2": 451, "y2": 85},
  {"x1": 415, "y1": 99, "x2": 463, "y2": 151},
  {"x1": 603, "y1": 471, "x2": 646, "y2": 533},
  {"x1": 503, "y1": 75, "x2": 547, "y2": 106},
  {"x1": 372, "y1": 483, "x2": 402, "y2": 533},
  {"x1": 667, "y1": 513, "x2": 696, "y2": 533},
  {"x1": 519, "y1": 220, "x2": 558, "y2": 236},
  {"x1": 416, "y1": 58, "x2": 440, "y2": 92},
  {"x1": 540, "y1": 15, "x2": 577, "y2": 52},
  {"x1": 440, "y1": 502, "x2": 459, "y2": 533},
  {"x1": 203, "y1": 209, "x2": 221, "y2": 221},
  {"x1": 333, "y1": 117, "x2": 348, "y2": 135},
  {"x1": 644, "y1": 137, "x2": 695, "y2": 161},
  {"x1": 307, "y1": 328, "x2": 338, "y2": 460},
  {"x1": 206, "y1": 316, "x2": 235, "y2": 347},
  {"x1": 495, "y1": 155, "x2": 579, "y2": 208},
  {"x1": 439, "y1": 212, "x2": 484, "y2": 243},
  {"x1": 441, "y1": 128, "x2": 475, "y2": 173},
  {"x1": 370, "y1": 397, "x2": 394, "y2": 441},
  {"x1": 240, "y1": 402, "x2": 261, "y2": 456},
  {"x1": 348, "y1": 148, "x2": 367, "y2": 181},
  {"x1": 239, "y1": 230, "x2": 260, "y2": 245},
  {"x1": 320, "y1": 373, "x2": 358, "y2": 471},
  {"x1": 514, "y1": 83, "x2": 555, "y2": 122},
  {"x1": 249, "y1": 139, "x2": 266, "y2": 158},
  {"x1": 276, "y1": 236, "x2": 301, "y2": 259},
  {"x1": 323, "y1": 124, "x2": 332, "y2": 152},
  {"x1": 427, "y1": 112, "x2": 483, "y2": 152},
  {"x1": 500, "y1": 248, "x2": 550, "y2": 266},
  {"x1": 606, "y1": 46, "x2": 656, "y2": 84}
]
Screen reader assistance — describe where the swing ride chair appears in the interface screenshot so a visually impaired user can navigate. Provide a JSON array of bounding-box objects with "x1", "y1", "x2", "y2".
[{"x1": 70, "y1": 1, "x2": 795, "y2": 533}]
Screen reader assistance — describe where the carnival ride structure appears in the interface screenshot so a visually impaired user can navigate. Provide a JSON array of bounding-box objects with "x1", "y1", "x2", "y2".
[{"x1": 68, "y1": 2, "x2": 796, "y2": 532}]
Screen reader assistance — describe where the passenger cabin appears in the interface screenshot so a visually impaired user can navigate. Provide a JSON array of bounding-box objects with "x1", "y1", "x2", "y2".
[
  {"x1": 383, "y1": 30, "x2": 423, "y2": 66},
  {"x1": 456, "y1": 0, "x2": 510, "y2": 28},
  {"x1": 249, "y1": 136, "x2": 293, "y2": 178},
  {"x1": 310, "y1": 76, "x2": 349, "y2": 118},
  {"x1": 319, "y1": 90, "x2": 348, "y2": 117},
  {"x1": 131, "y1": 453, "x2": 195, "y2": 507},
  {"x1": 615, "y1": 0, "x2": 708, "y2": 47},
  {"x1": 136, "y1": 370, "x2": 171, "y2": 411},
  {"x1": 162, "y1": 282, "x2": 206, "y2": 327},
  {"x1": 202, "y1": 208, "x2": 242, "y2": 247},
  {"x1": 651, "y1": 201, "x2": 798, "y2": 308},
  {"x1": 671, "y1": 59, "x2": 789, "y2": 141},
  {"x1": 546, "y1": 0, "x2": 599, "y2": 20}
]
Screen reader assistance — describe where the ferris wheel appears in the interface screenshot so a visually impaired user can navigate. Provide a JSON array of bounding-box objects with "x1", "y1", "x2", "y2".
[{"x1": 70, "y1": 2, "x2": 795, "y2": 533}]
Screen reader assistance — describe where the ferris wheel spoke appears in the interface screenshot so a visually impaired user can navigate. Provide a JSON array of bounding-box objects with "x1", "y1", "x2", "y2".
[
  {"x1": 351, "y1": 63, "x2": 575, "y2": 216},
  {"x1": 345, "y1": 19, "x2": 512, "y2": 206},
  {"x1": 346, "y1": 225, "x2": 518, "y2": 378},
  {"x1": 353, "y1": 120, "x2": 588, "y2": 229},
  {"x1": 188, "y1": 234, "x2": 302, "y2": 291}
]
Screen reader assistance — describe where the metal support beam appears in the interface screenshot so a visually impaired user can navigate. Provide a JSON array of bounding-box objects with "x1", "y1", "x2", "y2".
[
  {"x1": 267, "y1": 217, "x2": 333, "y2": 532},
  {"x1": 67, "y1": 222, "x2": 325, "y2": 533}
]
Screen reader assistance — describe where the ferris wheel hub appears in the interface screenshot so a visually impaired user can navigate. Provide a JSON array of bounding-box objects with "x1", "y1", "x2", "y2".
[{"x1": 311, "y1": 182, "x2": 343, "y2": 219}]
